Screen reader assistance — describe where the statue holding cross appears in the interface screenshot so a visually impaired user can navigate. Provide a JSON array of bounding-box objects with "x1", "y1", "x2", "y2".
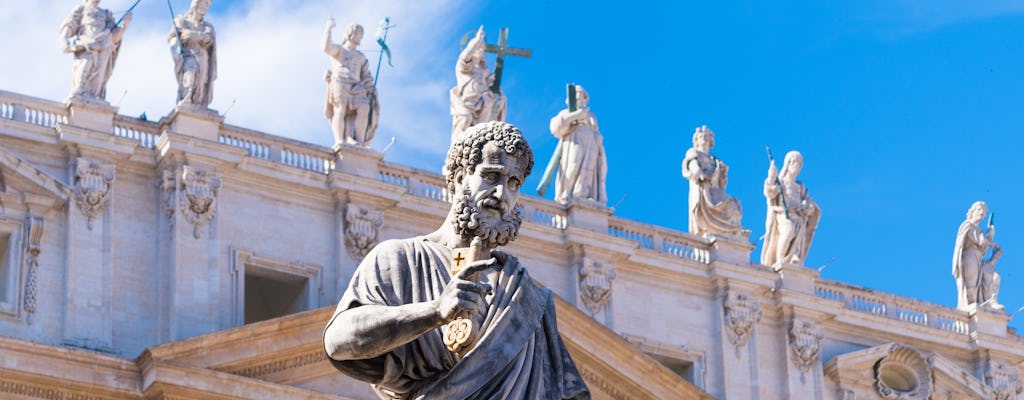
[{"x1": 449, "y1": 26, "x2": 531, "y2": 140}]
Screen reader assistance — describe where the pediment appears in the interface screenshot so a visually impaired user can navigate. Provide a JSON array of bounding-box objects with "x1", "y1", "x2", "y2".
[
  {"x1": 0, "y1": 143, "x2": 70, "y2": 213},
  {"x1": 824, "y1": 342, "x2": 993, "y2": 399},
  {"x1": 141, "y1": 295, "x2": 712, "y2": 400}
]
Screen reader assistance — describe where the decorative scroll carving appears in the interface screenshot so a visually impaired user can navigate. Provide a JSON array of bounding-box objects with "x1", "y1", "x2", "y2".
[
  {"x1": 579, "y1": 259, "x2": 616, "y2": 316},
  {"x1": 723, "y1": 291, "x2": 761, "y2": 351},
  {"x1": 987, "y1": 361, "x2": 1023, "y2": 400},
  {"x1": 21, "y1": 216, "x2": 43, "y2": 320},
  {"x1": 163, "y1": 166, "x2": 221, "y2": 238},
  {"x1": 343, "y1": 204, "x2": 382, "y2": 259},
  {"x1": 873, "y1": 345, "x2": 932, "y2": 400},
  {"x1": 789, "y1": 319, "x2": 824, "y2": 377},
  {"x1": 72, "y1": 158, "x2": 114, "y2": 230},
  {"x1": 0, "y1": 379, "x2": 111, "y2": 400}
]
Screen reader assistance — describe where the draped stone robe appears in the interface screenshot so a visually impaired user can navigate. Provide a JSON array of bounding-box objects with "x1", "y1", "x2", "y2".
[
  {"x1": 550, "y1": 108, "x2": 607, "y2": 205},
  {"x1": 326, "y1": 237, "x2": 590, "y2": 400}
]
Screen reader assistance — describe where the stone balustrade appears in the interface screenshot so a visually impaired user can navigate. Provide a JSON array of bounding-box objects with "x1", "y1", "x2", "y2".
[
  {"x1": 113, "y1": 116, "x2": 160, "y2": 148},
  {"x1": 815, "y1": 280, "x2": 970, "y2": 335},
  {"x1": 0, "y1": 90, "x2": 67, "y2": 128},
  {"x1": 609, "y1": 216, "x2": 712, "y2": 264}
]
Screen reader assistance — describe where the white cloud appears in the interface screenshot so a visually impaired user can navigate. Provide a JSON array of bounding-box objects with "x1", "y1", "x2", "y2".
[{"x1": 0, "y1": 0, "x2": 474, "y2": 170}]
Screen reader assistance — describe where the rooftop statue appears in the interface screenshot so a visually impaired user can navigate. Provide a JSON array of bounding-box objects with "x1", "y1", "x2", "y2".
[
  {"x1": 548, "y1": 85, "x2": 607, "y2": 205},
  {"x1": 323, "y1": 121, "x2": 590, "y2": 399},
  {"x1": 323, "y1": 18, "x2": 379, "y2": 148},
  {"x1": 449, "y1": 27, "x2": 507, "y2": 140},
  {"x1": 169, "y1": 0, "x2": 217, "y2": 108},
  {"x1": 761, "y1": 150, "x2": 820, "y2": 269},
  {"x1": 59, "y1": 0, "x2": 133, "y2": 101},
  {"x1": 952, "y1": 201, "x2": 1003, "y2": 311},
  {"x1": 682, "y1": 125, "x2": 748, "y2": 237}
]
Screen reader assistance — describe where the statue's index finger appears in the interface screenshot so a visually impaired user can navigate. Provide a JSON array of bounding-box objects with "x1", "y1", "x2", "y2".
[{"x1": 455, "y1": 257, "x2": 496, "y2": 280}]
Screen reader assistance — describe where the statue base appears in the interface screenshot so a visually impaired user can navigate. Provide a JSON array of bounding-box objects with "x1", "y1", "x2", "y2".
[
  {"x1": 707, "y1": 232, "x2": 754, "y2": 265},
  {"x1": 333, "y1": 143, "x2": 383, "y2": 180},
  {"x1": 967, "y1": 305, "x2": 1010, "y2": 338},
  {"x1": 65, "y1": 97, "x2": 118, "y2": 133},
  {"x1": 165, "y1": 104, "x2": 223, "y2": 142},
  {"x1": 566, "y1": 198, "x2": 612, "y2": 233},
  {"x1": 775, "y1": 262, "x2": 819, "y2": 295}
]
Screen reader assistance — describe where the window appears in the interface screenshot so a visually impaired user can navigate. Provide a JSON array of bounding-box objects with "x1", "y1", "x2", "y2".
[
  {"x1": 230, "y1": 248, "x2": 323, "y2": 326},
  {"x1": 0, "y1": 221, "x2": 23, "y2": 318}
]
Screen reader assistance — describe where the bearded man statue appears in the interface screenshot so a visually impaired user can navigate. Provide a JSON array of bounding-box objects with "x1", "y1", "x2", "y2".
[{"x1": 323, "y1": 121, "x2": 590, "y2": 399}]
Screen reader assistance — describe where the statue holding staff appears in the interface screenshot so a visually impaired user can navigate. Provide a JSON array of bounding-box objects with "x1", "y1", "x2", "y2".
[
  {"x1": 168, "y1": 0, "x2": 216, "y2": 108},
  {"x1": 323, "y1": 18, "x2": 379, "y2": 147},
  {"x1": 760, "y1": 149, "x2": 820, "y2": 268},
  {"x1": 60, "y1": 0, "x2": 136, "y2": 101},
  {"x1": 952, "y1": 201, "x2": 1004, "y2": 311}
]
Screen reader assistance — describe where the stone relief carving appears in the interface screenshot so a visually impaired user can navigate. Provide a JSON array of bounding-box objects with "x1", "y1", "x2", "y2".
[
  {"x1": 343, "y1": 204, "x2": 382, "y2": 259},
  {"x1": 789, "y1": 319, "x2": 824, "y2": 376},
  {"x1": 723, "y1": 291, "x2": 761, "y2": 351},
  {"x1": 873, "y1": 345, "x2": 933, "y2": 400},
  {"x1": 72, "y1": 158, "x2": 115, "y2": 230},
  {"x1": 21, "y1": 216, "x2": 43, "y2": 320},
  {"x1": 162, "y1": 166, "x2": 221, "y2": 238},
  {"x1": 987, "y1": 361, "x2": 1023, "y2": 400},
  {"x1": 952, "y1": 201, "x2": 1003, "y2": 311},
  {"x1": 578, "y1": 259, "x2": 616, "y2": 316}
]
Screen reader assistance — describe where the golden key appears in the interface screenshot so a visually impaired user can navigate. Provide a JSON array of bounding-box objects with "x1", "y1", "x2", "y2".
[{"x1": 443, "y1": 238, "x2": 488, "y2": 355}]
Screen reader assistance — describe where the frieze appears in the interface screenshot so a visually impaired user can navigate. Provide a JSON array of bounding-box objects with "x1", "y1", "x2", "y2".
[
  {"x1": 579, "y1": 367, "x2": 631, "y2": 400},
  {"x1": 219, "y1": 351, "x2": 324, "y2": 379}
]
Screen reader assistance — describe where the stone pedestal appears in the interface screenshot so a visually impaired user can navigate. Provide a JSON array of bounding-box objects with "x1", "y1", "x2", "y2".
[
  {"x1": 165, "y1": 105, "x2": 223, "y2": 141},
  {"x1": 65, "y1": 97, "x2": 117, "y2": 133},
  {"x1": 566, "y1": 198, "x2": 612, "y2": 233},
  {"x1": 333, "y1": 143, "x2": 383, "y2": 180},
  {"x1": 777, "y1": 262, "x2": 819, "y2": 295},
  {"x1": 969, "y1": 306, "x2": 1010, "y2": 338},
  {"x1": 708, "y1": 233, "x2": 754, "y2": 265}
]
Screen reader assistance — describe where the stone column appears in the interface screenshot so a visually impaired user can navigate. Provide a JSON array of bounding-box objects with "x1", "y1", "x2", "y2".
[
  {"x1": 63, "y1": 158, "x2": 115, "y2": 351},
  {"x1": 158, "y1": 165, "x2": 222, "y2": 341}
]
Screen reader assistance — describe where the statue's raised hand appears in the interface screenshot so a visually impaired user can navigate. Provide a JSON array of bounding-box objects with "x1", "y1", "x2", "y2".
[{"x1": 436, "y1": 258, "x2": 495, "y2": 322}]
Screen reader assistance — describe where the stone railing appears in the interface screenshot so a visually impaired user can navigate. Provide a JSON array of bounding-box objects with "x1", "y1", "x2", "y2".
[
  {"x1": 814, "y1": 280, "x2": 970, "y2": 335},
  {"x1": 217, "y1": 125, "x2": 335, "y2": 174},
  {"x1": 608, "y1": 217, "x2": 712, "y2": 264},
  {"x1": 113, "y1": 116, "x2": 160, "y2": 148},
  {"x1": 0, "y1": 90, "x2": 67, "y2": 128}
]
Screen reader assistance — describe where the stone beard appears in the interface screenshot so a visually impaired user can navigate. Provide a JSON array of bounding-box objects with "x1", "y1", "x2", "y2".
[{"x1": 452, "y1": 186, "x2": 522, "y2": 249}]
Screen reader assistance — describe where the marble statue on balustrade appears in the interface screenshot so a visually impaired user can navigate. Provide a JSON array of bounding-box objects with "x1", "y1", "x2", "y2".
[
  {"x1": 323, "y1": 18, "x2": 379, "y2": 148},
  {"x1": 169, "y1": 0, "x2": 217, "y2": 108},
  {"x1": 450, "y1": 26, "x2": 507, "y2": 140},
  {"x1": 60, "y1": 0, "x2": 133, "y2": 101},
  {"x1": 323, "y1": 121, "x2": 590, "y2": 400},
  {"x1": 952, "y1": 201, "x2": 1003, "y2": 312},
  {"x1": 682, "y1": 125, "x2": 748, "y2": 237},
  {"x1": 761, "y1": 150, "x2": 820, "y2": 268},
  {"x1": 550, "y1": 85, "x2": 607, "y2": 205}
]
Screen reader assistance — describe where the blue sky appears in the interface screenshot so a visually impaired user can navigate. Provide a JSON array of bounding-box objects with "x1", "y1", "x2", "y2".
[{"x1": 2, "y1": 0, "x2": 1023, "y2": 329}]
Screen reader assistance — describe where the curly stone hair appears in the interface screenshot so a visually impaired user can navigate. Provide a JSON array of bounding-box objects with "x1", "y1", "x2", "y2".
[{"x1": 443, "y1": 121, "x2": 534, "y2": 195}]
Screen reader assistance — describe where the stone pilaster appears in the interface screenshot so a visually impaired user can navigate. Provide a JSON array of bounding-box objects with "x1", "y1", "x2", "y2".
[
  {"x1": 783, "y1": 317, "x2": 826, "y2": 399},
  {"x1": 63, "y1": 158, "x2": 116, "y2": 352},
  {"x1": 717, "y1": 287, "x2": 763, "y2": 400},
  {"x1": 158, "y1": 165, "x2": 222, "y2": 341}
]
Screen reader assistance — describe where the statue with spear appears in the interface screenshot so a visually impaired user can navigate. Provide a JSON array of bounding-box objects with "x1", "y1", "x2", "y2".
[
  {"x1": 323, "y1": 17, "x2": 392, "y2": 148},
  {"x1": 60, "y1": 0, "x2": 142, "y2": 101}
]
